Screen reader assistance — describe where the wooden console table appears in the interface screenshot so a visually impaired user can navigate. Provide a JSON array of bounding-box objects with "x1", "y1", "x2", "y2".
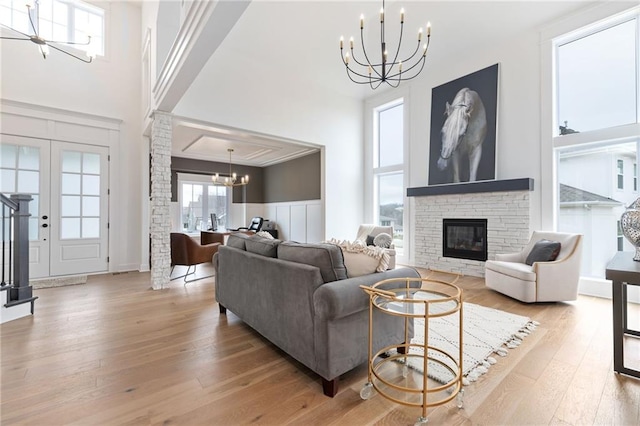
[
  {"x1": 605, "y1": 252, "x2": 640, "y2": 379},
  {"x1": 201, "y1": 230, "x2": 256, "y2": 245}
]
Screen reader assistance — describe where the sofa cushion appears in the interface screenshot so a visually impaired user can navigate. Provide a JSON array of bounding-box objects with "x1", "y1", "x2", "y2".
[
  {"x1": 277, "y1": 241, "x2": 347, "y2": 283},
  {"x1": 366, "y1": 234, "x2": 375, "y2": 246},
  {"x1": 227, "y1": 233, "x2": 250, "y2": 250},
  {"x1": 485, "y1": 260, "x2": 536, "y2": 282},
  {"x1": 525, "y1": 239, "x2": 561, "y2": 266},
  {"x1": 245, "y1": 235, "x2": 281, "y2": 257}
]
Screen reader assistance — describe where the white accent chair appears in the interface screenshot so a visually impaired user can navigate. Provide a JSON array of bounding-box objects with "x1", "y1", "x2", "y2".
[
  {"x1": 484, "y1": 231, "x2": 583, "y2": 303},
  {"x1": 355, "y1": 224, "x2": 396, "y2": 269}
]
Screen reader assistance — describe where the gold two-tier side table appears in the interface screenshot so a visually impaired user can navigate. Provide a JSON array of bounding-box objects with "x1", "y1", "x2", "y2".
[{"x1": 360, "y1": 272, "x2": 464, "y2": 425}]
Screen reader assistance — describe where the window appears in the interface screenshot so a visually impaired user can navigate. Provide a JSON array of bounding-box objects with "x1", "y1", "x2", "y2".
[
  {"x1": 0, "y1": 0, "x2": 104, "y2": 57},
  {"x1": 618, "y1": 220, "x2": 624, "y2": 251},
  {"x1": 618, "y1": 159, "x2": 625, "y2": 189},
  {"x1": 178, "y1": 174, "x2": 229, "y2": 233},
  {"x1": 0, "y1": 144, "x2": 40, "y2": 240},
  {"x1": 554, "y1": 11, "x2": 639, "y2": 280},
  {"x1": 60, "y1": 150, "x2": 101, "y2": 239},
  {"x1": 557, "y1": 18, "x2": 637, "y2": 134},
  {"x1": 373, "y1": 99, "x2": 404, "y2": 254}
]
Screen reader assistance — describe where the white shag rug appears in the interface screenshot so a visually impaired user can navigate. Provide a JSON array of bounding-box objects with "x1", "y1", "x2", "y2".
[{"x1": 402, "y1": 297, "x2": 538, "y2": 386}]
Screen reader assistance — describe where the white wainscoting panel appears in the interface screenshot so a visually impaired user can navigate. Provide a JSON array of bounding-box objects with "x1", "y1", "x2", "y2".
[
  {"x1": 276, "y1": 206, "x2": 291, "y2": 240},
  {"x1": 264, "y1": 200, "x2": 323, "y2": 243},
  {"x1": 290, "y1": 205, "x2": 306, "y2": 242},
  {"x1": 306, "y1": 203, "x2": 323, "y2": 243}
]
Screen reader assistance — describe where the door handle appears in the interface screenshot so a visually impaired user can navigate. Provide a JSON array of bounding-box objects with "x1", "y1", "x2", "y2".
[
  {"x1": 42, "y1": 215, "x2": 48, "y2": 220},
  {"x1": 42, "y1": 223, "x2": 48, "y2": 228}
]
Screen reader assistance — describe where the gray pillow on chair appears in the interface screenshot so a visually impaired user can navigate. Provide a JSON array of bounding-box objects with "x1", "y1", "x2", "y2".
[{"x1": 525, "y1": 239, "x2": 561, "y2": 266}]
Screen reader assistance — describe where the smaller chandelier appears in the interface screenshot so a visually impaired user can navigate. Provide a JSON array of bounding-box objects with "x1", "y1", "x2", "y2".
[
  {"x1": 339, "y1": 0, "x2": 431, "y2": 89},
  {"x1": 212, "y1": 149, "x2": 249, "y2": 187},
  {"x1": 0, "y1": 2, "x2": 95, "y2": 63}
]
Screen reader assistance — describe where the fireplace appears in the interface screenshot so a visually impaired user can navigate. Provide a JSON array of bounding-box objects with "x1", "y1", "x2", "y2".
[{"x1": 443, "y1": 219, "x2": 488, "y2": 261}]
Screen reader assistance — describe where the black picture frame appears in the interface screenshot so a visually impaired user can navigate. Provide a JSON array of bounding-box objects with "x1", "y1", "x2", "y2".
[{"x1": 428, "y1": 64, "x2": 499, "y2": 185}]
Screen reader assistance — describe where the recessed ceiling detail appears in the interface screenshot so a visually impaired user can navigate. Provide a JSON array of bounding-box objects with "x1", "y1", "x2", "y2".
[{"x1": 172, "y1": 116, "x2": 320, "y2": 167}]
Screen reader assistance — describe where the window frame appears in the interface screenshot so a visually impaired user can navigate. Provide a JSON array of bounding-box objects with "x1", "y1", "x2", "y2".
[
  {"x1": 365, "y1": 93, "x2": 409, "y2": 259},
  {"x1": 541, "y1": 5, "x2": 640, "y2": 231},
  {"x1": 176, "y1": 172, "x2": 231, "y2": 235}
]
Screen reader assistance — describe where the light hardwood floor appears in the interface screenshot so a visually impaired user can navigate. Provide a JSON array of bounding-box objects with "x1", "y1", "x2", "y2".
[{"x1": 2, "y1": 266, "x2": 639, "y2": 425}]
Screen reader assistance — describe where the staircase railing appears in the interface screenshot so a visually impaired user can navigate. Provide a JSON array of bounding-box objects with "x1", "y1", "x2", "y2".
[{"x1": 1, "y1": 193, "x2": 37, "y2": 311}]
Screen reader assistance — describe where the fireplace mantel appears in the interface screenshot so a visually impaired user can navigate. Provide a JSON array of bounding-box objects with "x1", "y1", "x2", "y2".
[{"x1": 407, "y1": 178, "x2": 534, "y2": 197}]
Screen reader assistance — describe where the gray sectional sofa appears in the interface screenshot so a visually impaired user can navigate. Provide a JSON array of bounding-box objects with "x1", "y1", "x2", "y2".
[{"x1": 212, "y1": 232, "x2": 421, "y2": 397}]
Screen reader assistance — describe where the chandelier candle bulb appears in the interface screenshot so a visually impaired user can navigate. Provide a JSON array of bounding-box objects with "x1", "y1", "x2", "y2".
[
  {"x1": 350, "y1": 37, "x2": 354, "y2": 49},
  {"x1": 400, "y1": 8, "x2": 404, "y2": 23},
  {"x1": 360, "y1": 14, "x2": 364, "y2": 29},
  {"x1": 418, "y1": 28, "x2": 423, "y2": 41},
  {"x1": 427, "y1": 22, "x2": 431, "y2": 36},
  {"x1": 340, "y1": 36, "x2": 343, "y2": 49},
  {"x1": 380, "y1": 8, "x2": 384, "y2": 22}
]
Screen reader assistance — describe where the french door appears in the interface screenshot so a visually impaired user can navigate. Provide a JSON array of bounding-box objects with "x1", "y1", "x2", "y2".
[{"x1": 0, "y1": 135, "x2": 109, "y2": 278}]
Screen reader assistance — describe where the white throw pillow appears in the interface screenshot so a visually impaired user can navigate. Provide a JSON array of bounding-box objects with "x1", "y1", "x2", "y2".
[
  {"x1": 373, "y1": 233, "x2": 392, "y2": 248},
  {"x1": 342, "y1": 251, "x2": 380, "y2": 278}
]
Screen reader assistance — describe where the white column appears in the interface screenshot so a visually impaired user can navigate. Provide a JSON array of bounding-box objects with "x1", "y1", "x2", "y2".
[{"x1": 150, "y1": 111, "x2": 172, "y2": 290}]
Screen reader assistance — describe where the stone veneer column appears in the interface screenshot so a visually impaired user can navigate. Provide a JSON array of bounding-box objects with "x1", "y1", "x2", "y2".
[{"x1": 150, "y1": 111, "x2": 172, "y2": 290}]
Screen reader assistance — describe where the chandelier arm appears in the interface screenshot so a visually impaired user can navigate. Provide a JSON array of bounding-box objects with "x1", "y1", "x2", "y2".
[
  {"x1": 47, "y1": 36, "x2": 91, "y2": 46},
  {"x1": 345, "y1": 67, "x2": 383, "y2": 85},
  {"x1": 359, "y1": 27, "x2": 383, "y2": 79},
  {"x1": 391, "y1": 39, "x2": 421, "y2": 66},
  {"x1": 386, "y1": 37, "x2": 429, "y2": 80},
  {"x1": 350, "y1": 46, "x2": 376, "y2": 69},
  {"x1": 47, "y1": 43, "x2": 92, "y2": 63},
  {"x1": 0, "y1": 36, "x2": 30, "y2": 40},
  {"x1": 388, "y1": 21, "x2": 404, "y2": 76},
  {"x1": 346, "y1": 65, "x2": 384, "y2": 82},
  {"x1": 27, "y1": 7, "x2": 39, "y2": 37},
  {"x1": 386, "y1": 56, "x2": 426, "y2": 81},
  {"x1": 0, "y1": 23, "x2": 32, "y2": 39}
]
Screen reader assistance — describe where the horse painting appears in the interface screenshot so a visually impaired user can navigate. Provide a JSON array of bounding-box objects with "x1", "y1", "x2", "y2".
[{"x1": 437, "y1": 88, "x2": 487, "y2": 183}]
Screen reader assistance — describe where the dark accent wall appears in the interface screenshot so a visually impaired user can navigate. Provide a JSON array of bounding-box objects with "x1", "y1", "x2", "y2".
[
  {"x1": 171, "y1": 157, "x2": 264, "y2": 203},
  {"x1": 263, "y1": 151, "x2": 321, "y2": 203},
  {"x1": 171, "y1": 151, "x2": 321, "y2": 204}
]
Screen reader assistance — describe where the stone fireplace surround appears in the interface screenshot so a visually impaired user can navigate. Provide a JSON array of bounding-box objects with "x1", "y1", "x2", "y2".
[{"x1": 408, "y1": 178, "x2": 534, "y2": 277}]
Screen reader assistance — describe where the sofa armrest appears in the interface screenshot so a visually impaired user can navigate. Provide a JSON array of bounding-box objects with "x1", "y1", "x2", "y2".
[
  {"x1": 495, "y1": 252, "x2": 523, "y2": 263},
  {"x1": 314, "y1": 267, "x2": 421, "y2": 321}
]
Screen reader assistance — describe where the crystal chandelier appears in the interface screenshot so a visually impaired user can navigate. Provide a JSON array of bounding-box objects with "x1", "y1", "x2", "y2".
[
  {"x1": 212, "y1": 149, "x2": 249, "y2": 187},
  {"x1": 0, "y1": 1, "x2": 95, "y2": 63},
  {"x1": 339, "y1": 0, "x2": 431, "y2": 89}
]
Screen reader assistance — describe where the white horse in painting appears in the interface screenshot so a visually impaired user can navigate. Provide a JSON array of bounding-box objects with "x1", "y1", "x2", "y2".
[{"x1": 437, "y1": 88, "x2": 487, "y2": 182}]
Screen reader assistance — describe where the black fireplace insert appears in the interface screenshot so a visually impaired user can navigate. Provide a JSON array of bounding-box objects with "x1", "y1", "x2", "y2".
[{"x1": 442, "y1": 218, "x2": 488, "y2": 261}]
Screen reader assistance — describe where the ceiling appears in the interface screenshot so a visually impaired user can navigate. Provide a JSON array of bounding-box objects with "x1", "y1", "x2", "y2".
[
  {"x1": 171, "y1": 0, "x2": 594, "y2": 166},
  {"x1": 172, "y1": 116, "x2": 320, "y2": 166}
]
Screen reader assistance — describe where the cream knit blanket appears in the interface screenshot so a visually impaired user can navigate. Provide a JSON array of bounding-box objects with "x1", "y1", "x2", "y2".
[{"x1": 325, "y1": 238, "x2": 390, "y2": 272}]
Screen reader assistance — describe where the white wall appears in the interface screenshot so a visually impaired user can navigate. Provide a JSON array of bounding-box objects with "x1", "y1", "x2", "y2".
[
  {"x1": 173, "y1": 55, "x2": 363, "y2": 241},
  {"x1": 0, "y1": 1, "x2": 143, "y2": 273},
  {"x1": 389, "y1": 29, "x2": 545, "y2": 265}
]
